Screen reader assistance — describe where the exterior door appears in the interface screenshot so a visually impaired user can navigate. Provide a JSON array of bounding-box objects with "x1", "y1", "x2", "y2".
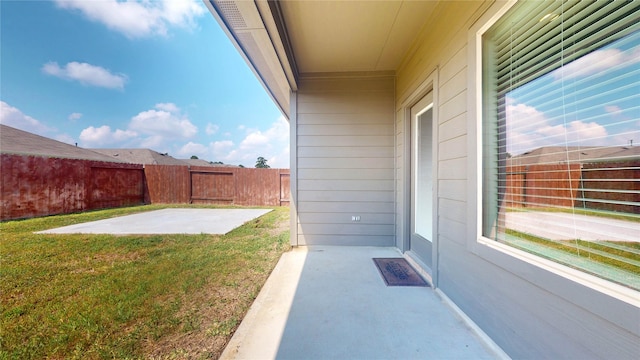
[{"x1": 409, "y1": 93, "x2": 434, "y2": 269}]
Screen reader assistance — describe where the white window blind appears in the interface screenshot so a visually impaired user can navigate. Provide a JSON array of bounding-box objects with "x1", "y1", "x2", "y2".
[{"x1": 482, "y1": 0, "x2": 640, "y2": 290}]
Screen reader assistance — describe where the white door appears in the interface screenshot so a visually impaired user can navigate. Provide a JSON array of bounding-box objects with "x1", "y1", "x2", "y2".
[{"x1": 410, "y1": 92, "x2": 434, "y2": 269}]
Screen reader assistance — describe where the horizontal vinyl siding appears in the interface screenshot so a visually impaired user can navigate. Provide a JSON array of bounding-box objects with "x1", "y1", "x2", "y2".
[
  {"x1": 396, "y1": 1, "x2": 640, "y2": 358},
  {"x1": 298, "y1": 179, "x2": 394, "y2": 192},
  {"x1": 298, "y1": 168, "x2": 393, "y2": 180},
  {"x1": 298, "y1": 212, "x2": 394, "y2": 224},
  {"x1": 298, "y1": 201, "x2": 392, "y2": 214},
  {"x1": 297, "y1": 124, "x2": 393, "y2": 136},
  {"x1": 298, "y1": 157, "x2": 393, "y2": 169},
  {"x1": 297, "y1": 75, "x2": 395, "y2": 246},
  {"x1": 298, "y1": 146, "x2": 393, "y2": 158}
]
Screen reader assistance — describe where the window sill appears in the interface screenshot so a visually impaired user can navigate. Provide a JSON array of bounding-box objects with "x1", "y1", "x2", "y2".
[
  {"x1": 475, "y1": 236, "x2": 640, "y2": 335},
  {"x1": 478, "y1": 236, "x2": 639, "y2": 305}
]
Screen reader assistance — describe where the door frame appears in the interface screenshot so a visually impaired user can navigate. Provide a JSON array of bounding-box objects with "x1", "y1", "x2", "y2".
[
  {"x1": 410, "y1": 94, "x2": 434, "y2": 267},
  {"x1": 400, "y1": 69, "x2": 439, "y2": 286}
]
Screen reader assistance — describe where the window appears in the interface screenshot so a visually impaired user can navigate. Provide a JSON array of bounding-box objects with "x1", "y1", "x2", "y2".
[{"x1": 482, "y1": 1, "x2": 639, "y2": 290}]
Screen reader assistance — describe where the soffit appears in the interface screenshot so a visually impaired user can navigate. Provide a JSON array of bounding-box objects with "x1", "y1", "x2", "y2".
[
  {"x1": 205, "y1": 0, "x2": 295, "y2": 118},
  {"x1": 279, "y1": 0, "x2": 439, "y2": 74},
  {"x1": 205, "y1": 0, "x2": 440, "y2": 118}
]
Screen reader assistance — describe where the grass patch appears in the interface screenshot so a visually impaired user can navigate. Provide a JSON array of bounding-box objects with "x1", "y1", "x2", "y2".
[
  {"x1": 0, "y1": 205, "x2": 290, "y2": 359},
  {"x1": 504, "y1": 229, "x2": 640, "y2": 276}
]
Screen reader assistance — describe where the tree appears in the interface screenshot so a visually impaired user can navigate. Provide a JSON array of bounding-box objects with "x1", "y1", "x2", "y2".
[
  {"x1": 190, "y1": 155, "x2": 199, "y2": 159},
  {"x1": 255, "y1": 156, "x2": 270, "y2": 168}
]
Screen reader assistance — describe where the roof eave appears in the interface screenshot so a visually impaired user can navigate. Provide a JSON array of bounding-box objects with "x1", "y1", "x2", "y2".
[{"x1": 204, "y1": 0, "x2": 298, "y2": 120}]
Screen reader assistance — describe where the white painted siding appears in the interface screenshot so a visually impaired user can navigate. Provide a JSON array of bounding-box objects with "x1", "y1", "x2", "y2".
[{"x1": 296, "y1": 75, "x2": 395, "y2": 246}]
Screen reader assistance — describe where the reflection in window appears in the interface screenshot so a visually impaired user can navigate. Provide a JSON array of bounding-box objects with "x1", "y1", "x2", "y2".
[{"x1": 482, "y1": 1, "x2": 640, "y2": 290}]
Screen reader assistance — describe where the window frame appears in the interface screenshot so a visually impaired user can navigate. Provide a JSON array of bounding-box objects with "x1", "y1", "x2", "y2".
[{"x1": 466, "y1": 0, "x2": 639, "y2": 316}]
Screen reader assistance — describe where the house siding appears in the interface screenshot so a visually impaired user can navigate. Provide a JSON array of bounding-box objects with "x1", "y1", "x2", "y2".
[
  {"x1": 395, "y1": 1, "x2": 639, "y2": 359},
  {"x1": 295, "y1": 75, "x2": 395, "y2": 246}
]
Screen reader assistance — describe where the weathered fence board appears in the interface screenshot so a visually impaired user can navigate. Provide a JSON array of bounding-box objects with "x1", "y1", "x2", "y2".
[
  {"x1": 505, "y1": 162, "x2": 638, "y2": 213},
  {"x1": 144, "y1": 165, "x2": 290, "y2": 207},
  {"x1": 580, "y1": 160, "x2": 639, "y2": 214},
  {"x1": 525, "y1": 164, "x2": 582, "y2": 208},
  {"x1": 191, "y1": 170, "x2": 234, "y2": 203},
  {"x1": 1, "y1": 154, "x2": 145, "y2": 221},
  {"x1": 280, "y1": 172, "x2": 290, "y2": 205},
  {"x1": 143, "y1": 165, "x2": 190, "y2": 204}
]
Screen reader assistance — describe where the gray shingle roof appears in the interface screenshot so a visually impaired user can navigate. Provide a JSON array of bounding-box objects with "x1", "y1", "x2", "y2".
[
  {"x1": 90, "y1": 148, "x2": 188, "y2": 165},
  {"x1": 0, "y1": 124, "x2": 124, "y2": 162},
  {"x1": 180, "y1": 158, "x2": 239, "y2": 167},
  {"x1": 508, "y1": 146, "x2": 640, "y2": 166}
]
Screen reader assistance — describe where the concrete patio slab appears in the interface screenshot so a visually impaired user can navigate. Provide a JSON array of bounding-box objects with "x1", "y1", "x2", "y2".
[
  {"x1": 36, "y1": 208, "x2": 272, "y2": 235},
  {"x1": 506, "y1": 212, "x2": 639, "y2": 242},
  {"x1": 221, "y1": 246, "x2": 509, "y2": 360}
]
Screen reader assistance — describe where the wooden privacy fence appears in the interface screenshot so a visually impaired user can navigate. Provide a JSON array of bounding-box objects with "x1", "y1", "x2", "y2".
[
  {"x1": 1, "y1": 154, "x2": 145, "y2": 221},
  {"x1": 579, "y1": 161, "x2": 640, "y2": 214},
  {"x1": 505, "y1": 164, "x2": 582, "y2": 208},
  {"x1": 144, "y1": 165, "x2": 290, "y2": 206},
  {"x1": 505, "y1": 160, "x2": 639, "y2": 214},
  {"x1": 1, "y1": 154, "x2": 289, "y2": 221}
]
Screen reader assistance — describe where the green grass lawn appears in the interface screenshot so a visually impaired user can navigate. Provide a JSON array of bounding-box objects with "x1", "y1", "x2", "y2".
[
  {"x1": 0, "y1": 205, "x2": 290, "y2": 359},
  {"x1": 505, "y1": 229, "x2": 640, "y2": 275}
]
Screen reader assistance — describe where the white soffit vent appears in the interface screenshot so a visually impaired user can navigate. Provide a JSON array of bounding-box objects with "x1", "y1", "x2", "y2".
[
  {"x1": 206, "y1": 0, "x2": 293, "y2": 117},
  {"x1": 215, "y1": 1, "x2": 247, "y2": 29}
]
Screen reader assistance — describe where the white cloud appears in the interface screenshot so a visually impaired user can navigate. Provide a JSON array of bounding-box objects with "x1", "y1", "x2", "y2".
[
  {"x1": 155, "y1": 102, "x2": 180, "y2": 113},
  {"x1": 139, "y1": 135, "x2": 166, "y2": 149},
  {"x1": 54, "y1": 0, "x2": 205, "y2": 39},
  {"x1": 177, "y1": 141, "x2": 209, "y2": 158},
  {"x1": 129, "y1": 103, "x2": 197, "y2": 138},
  {"x1": 553, "y1": 47, "x2": 640, "y2": 81},
  {"x1": 211, "y1": 116, "x2": 290, "y2": 167},
  {"x1": 506, "y1": 99, "x2": 616, "y2": 155},
  {"x1": 604, "y1": 105, "x2": 622, "y2": 115},
  {"x1": 538, "y1": 121, "x2": 608, "y2": 146},
  {"x1": 240, "y1": 131, "x2": 269, "y2": 149},
  {"x1": 210, "y1": 140, "x2": 235, "y2": 162},
  {"x1": 79, "y1": 125, "x2": 138, "y2": 147},
  {"x1": 265, "y1": 115, "x2": 290, "y2": 141},
  {"x1": 206, "y1": 123, "x2": 219, "y2": 135},
  {"x1": 42, "y1": 61, "x2": 127, "y2": 89},
  {"x1": 78, "y1": 103, "x2": 197, "y2": 150},
  {"x1": 566, "y1": 121, "x2": 609, "y2": 142},
  {"x1": 0, "y1": 101, "x2": 54, "y2": 136},
  {"x1": 68, "y1": 112, "x2": 83, "y2": 121}
]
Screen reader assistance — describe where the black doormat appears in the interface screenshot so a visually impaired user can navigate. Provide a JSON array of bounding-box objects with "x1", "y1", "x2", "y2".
[{"x1": 373, "y1": 258, "x2": 429, "y2": 287}]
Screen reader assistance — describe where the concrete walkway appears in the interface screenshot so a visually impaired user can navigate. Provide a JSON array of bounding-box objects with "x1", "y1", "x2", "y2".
[{"x1": 221, "y1": 246, "x2": 508, "y2": 360}]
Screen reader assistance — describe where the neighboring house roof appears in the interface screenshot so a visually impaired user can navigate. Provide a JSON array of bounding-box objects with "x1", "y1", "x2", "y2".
[
  {"x1": 203, "y1": 0, "x2": 438, "y2": 118},
  {"x1": 90, "y1": 148, "x2": 187, "y2": 165},
  {"x1": 508, "y1": 146, "x2": 640, "y2": 166},
  {"x1": 0, "y1": 124, "x2": 124, "y2": 162},
  {"x1": 180, "y1": 159, "x2": 239, "y2": 167}
]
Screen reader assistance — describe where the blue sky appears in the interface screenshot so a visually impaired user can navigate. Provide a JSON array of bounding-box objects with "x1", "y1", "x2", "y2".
[
  {"x1": 505, "y1": 30, "x2": 640, "y2": 156},
  {"x1": 1, "y1": 0, "x2": 289, "y2": 168}
]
